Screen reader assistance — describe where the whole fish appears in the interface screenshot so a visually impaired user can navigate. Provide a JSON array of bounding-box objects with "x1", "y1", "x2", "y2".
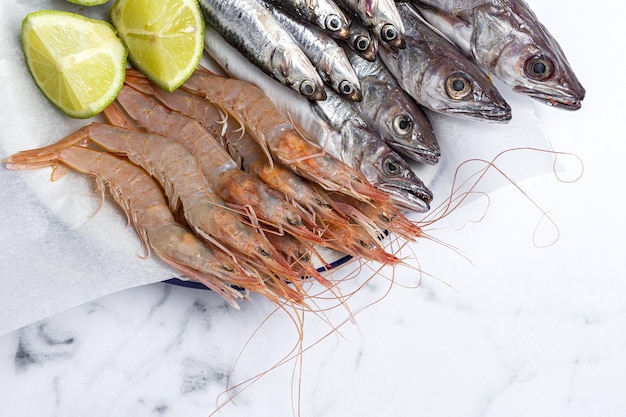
[
  {"x1": 198, "y1": 0, "x2": 326, "y2": 100},
  {"x1": 261, "y1": 1, "x2": 362, "y2": 101},
  {"x1": 204, "y1": 27, "x2": 433, "y2": 212},
  {"x1": 345, "y1": 48, "x2": 440, "y2": 164},
  {"x1": 379, "y1": 2, "x2": 511, "y2": 122},
  {"x1": 411, "y1": 0, "x2": 585, "y2": 109},
  {"x1": 311, "y1": 89, "x2": 433, "y2": 212},
  {"x1": 335, "y1": 0, "x2": 406, "y2": 50},
  {"x1": 263, "y1": 0, "x2": 350, "y2": 39}
]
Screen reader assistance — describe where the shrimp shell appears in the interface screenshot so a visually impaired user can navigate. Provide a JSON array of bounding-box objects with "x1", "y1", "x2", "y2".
[
  {"x1": 4, "y1": 144, "x2": 259, "y2": 308},
  {"x1": 57, "y1": 122, "x2": 305, "y2": 291},
  {"x1": 111, "y1": 83, "x2": 324, "y2": 245},
  {"x1": 181, "y1": 66, "x2": 390, "y2": 204},
  {"x1": 122, "y1": 71, "x2": 351, "y2": 230}
]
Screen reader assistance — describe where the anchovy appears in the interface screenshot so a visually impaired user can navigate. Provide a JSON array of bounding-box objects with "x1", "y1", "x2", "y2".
[
  {"x1": 198, "y1": 0, "x2": 326, "y2": 100},
  {"x1": 263, "y1": 0, "x2": 350, "y2": 39},
  {"x1": 342, "y1": 12, "x2": 378, "y2": 61},
  {"x1": 335, "y1": 0, "x2": 406, "y2": 49},
  {"x1": 345, "y1": 48, "x2": 440, "y2": 164},
  {"x1": 204, "y1": 28, "x2": 433, "y2": 212},
  {"x1": 311, "y1": 89, "x2": 433, "y2": 212},
  {"x1": 261, "y1": 1, "x2": 362, "y2": 101},
  {"x1": 410, "y1": 0, "x2": 585, "y2": 109},
  {"x1": 379, "y1": 2, "x2": 511, "y2": 122}
]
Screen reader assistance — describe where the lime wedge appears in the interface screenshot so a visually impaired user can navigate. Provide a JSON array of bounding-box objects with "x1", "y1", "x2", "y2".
[
  {"x1": 110, "y1": 0, "x2": 205, "y2": 92},
  {"x1": 21, "y1": 10, "x2": 127, "y2": 119}
]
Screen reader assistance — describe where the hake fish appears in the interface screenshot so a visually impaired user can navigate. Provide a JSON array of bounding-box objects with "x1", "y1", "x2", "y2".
[
  {"x1": 345, "y1": 48, "x2": 440, "y2": 165},
  {"x1": 411, "y1": 0, "x2": 585, "y2": 109},
  {"x1": 198, "y1": 0, "x2": 326, "y2": 100},
  {"x1": 311, "y1": 89, "x2": 433, "y2": 212},
  {"x1": 379, "y1": 2, "x2": 511, "y2": 122}
]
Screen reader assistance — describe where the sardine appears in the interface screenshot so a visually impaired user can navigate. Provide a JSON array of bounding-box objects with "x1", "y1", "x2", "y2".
[
  {"x1": 335, "y1": 0, "x2": 406, "y2": 50},
  {"x1": 345, "y1": 48, "x2": 440, "y2": 164},
  {"x1": 261, "y1": 1, "x2": 362, "y2": 101},
  {"x1": 311, "y1": 89, "x2": 433, "y2": 212},
  {"x1": 342, "y1": 12, "x2": 378, "y2": 61},
  {"x1": 263, "y1": 0, "x2": 350, "y2": 39},
  {"x1": 198, "y1": 0, "x2": 326, "y2": 100},
  {"x1": 204, "y1": 27, "x2": 433, "y2": 212},
  {"x1": 379, "y1": 2, "x2": 511, "y2": 122},
  {"x1": 411, "y1": 0, "x2": 585, "y2": 109}
]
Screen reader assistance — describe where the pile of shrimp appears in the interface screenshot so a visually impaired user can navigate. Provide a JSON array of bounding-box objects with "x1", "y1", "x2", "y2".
[{"x1": 3, "y1": 67, "x2": 426, "y2": 309}]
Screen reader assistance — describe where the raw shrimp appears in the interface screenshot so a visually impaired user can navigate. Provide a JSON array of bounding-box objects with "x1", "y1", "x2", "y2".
[
  {"x1": 181, "y1": 65, "x2": 390, "y2": 204},
  {"x1": 108, "y1": 85, "x2": 324, "y2": 246},
  {"x1": 38, "y1": 123, "x2": 305, "y2": 298},
  {"x1": 3, "y1": 144, "x2": 258, "y2": 308},
  {"x1": 122, "y1": 70, "x2": 351, "y2": 231}
]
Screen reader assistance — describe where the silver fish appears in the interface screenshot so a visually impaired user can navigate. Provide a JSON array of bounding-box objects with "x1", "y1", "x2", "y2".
[
  {"x1": 379, "y1": 2, "x2": 511, "y2": 122},
  {"x1": 261, "y1": 1, "x2": 362, "y2": 101},
  {"x1": 264, "y1": 0, "x2": 350, "y2": 38},
  {"x1": 204, "y1": 28, "x2": 432, "y2": 212},
  {"x1": 335, "y1": 0, "x2": 406, "y2": 49},
  {"x1": 411, "y1": 0, "x2": 585, "y2": 109},
  {"x1": 311, "y1": 89, "x2": 433, "y2": 212},
  {"x1": 198, "y1": 0, "x2": 326, "y2": 100},
  {"x1": 342, "y1": 12, "x2": 378, "y2": 61},
  {"x1": 345, "y1": 48, "x2": 440, "y2": 164}
]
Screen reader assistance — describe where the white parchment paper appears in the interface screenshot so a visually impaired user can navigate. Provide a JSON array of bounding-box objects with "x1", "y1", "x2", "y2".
[{"x1": 0, "y1": 0, "x2": 554, "y2": 335}]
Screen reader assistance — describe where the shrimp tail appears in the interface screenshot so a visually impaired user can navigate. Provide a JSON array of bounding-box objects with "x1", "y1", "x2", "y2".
[{"x1": 3, "y1": 128, "x2": 90, "y2": 172}]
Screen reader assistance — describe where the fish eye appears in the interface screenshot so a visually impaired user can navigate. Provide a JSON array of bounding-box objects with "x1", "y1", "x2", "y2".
[
  {"x1": 393, "y1": 115, "x2": 412, "y2": 136},
  {"x1": 383, "y1": 157, "x2": 403, "y2": 176},
  {"x1": 524, "y1": 56, "x2": 554, "y2": 80},
  {"x1": 380, "y1": 24, "x2": 398, "y2": 43},
  {"x1": 325, "y1": 14, "x2": 342, "y2": 32},
  {"x1": 445, "y1": 74, "x2": 472, "y2": 100},
  {"x1": 339, "y1": 80, "x2": 354, "y2": 96},
  {"x1": 354, "y1": 35, "x2": 370, "y2": 52},
  {"x1": 300, "y1": 80, "x2": 317, "y2": 97}
]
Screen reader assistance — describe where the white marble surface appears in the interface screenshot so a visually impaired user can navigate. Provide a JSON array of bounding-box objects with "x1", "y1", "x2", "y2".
[{"x1": 2, "y1": 0, "x2": 626, "y2": 416}]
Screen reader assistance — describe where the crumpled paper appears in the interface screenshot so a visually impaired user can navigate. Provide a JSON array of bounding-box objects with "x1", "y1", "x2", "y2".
[{"x1": 0, "y1": 0, "x2": 554, "y2": 335}]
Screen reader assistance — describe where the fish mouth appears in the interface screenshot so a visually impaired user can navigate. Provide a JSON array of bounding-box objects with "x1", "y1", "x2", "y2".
[
  {"x1": 515, "y1": 87, "x2": 585, "y2": 110},
  {"x1": 379, "y1": 182, "x2": 433, "y2": 213},
  {"x1": 391, "y1": 142, "x2": 441, "y2": 165},
  {"x1": 444, "y1": 106, "x2": 512, "y2": 123}
]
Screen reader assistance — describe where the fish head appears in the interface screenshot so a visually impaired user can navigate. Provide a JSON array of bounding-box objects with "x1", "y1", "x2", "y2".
[
  {"x1": 421, "y1": 60, "x2": 512, "y2": 122},
  {"x1": 355, "y1": 127, "x2": 433, "y2": 212},
  {"x1": 272, "y1": 47, "x2": 327, "y2": 100},
  {"x1": 472, "y1": 5, "x2": 585, "y2": 110},
  {"x1": 375, "y1": 88, "x2": 441, "y2": 164}
]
